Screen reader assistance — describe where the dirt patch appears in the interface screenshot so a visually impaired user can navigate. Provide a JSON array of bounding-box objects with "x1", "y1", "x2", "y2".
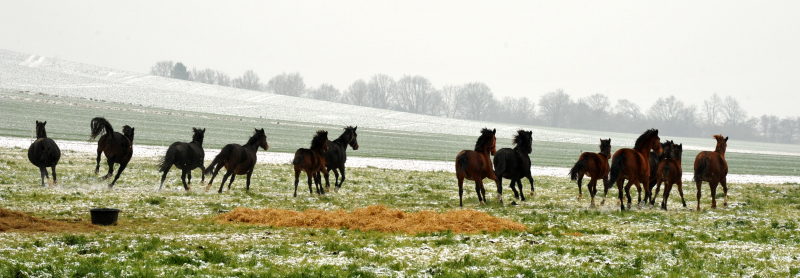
[
  {"x1": 216, "y1": 205, "x2": 527, "y2": 234},
  {"x1": 0, "y1": 209, "x2": 98, "y2": 233}
]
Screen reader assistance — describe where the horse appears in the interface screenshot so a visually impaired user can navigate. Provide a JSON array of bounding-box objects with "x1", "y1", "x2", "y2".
[
  {"x1": 203, "y1": 128, "x2": 269, "y2": 193},
  {"x1": 493, "y1": 130, "x2": 534, "y2": 202},
  {"x1": 647, "y1": 140, "x2": 674, "y2": 205},
  {"x1": 158, "y1": 128, "x2": 206, "y2": 191},
  {"x1": 606, "y1": 129, "x2": 663, "y2": 210},
  {"x1": 455, "y1": 128, "x2": 500, "y2": 207},
  {"x1": 319, "y1": 126, "x2": 358, "y2": 193},
  {"x1": 653, "y1": 143, "x2": 686, "y2": 210},
  {"x1": 569, "y1": 138, "x2": 611, "y2": 208},
  {"x1": 293, "y1": 130, "x2": 329, "y2": 197},
  {"x1": 89, "y1": 117, "x2": 134, "y2": 189},
  {"x1": 693, "y1": 135, "x2": 729, "y2": 211},
  {"x1": 27, "y1": 121, "x2": 61, "y2": 188}
]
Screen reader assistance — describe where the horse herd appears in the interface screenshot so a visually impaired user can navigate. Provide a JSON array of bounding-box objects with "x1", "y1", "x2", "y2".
[{"x1": 25, "y1": 118, "x2": 727, "y2": 211}]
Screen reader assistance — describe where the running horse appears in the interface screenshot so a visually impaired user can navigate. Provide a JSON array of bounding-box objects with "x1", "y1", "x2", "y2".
[
  {"x1": 204, "y1": 129, "x2": 269, "y2": 193},
  {"x1": 493, "y1": 130, "x2": 534, "y2": 202},
  {"x1": 293, "y1": 130, "x2": 329, "y2": 197},
  {"x1": 28, "y1": 121, "x2": 61, "y2": 187},
  {"x1": 693, "y1": 135, "x2": 729, "y2": 211},
  {"x1": 455, "y1": 128, "x2": 500, "y2": 207},
  {"x1": 320, "y1": 126, "x2": 358, "y2": 193},
  {"x1": 158, "y1": 128, "x2": 206, "y2": 191},
  {"x1": 89, "y1": 117, "x2": 135, "y2": 189},
  {"x1": 606, "y1": 129, "x2": 663, "y2": 210},
  {"x1": 654, "y1": 142, "x2": 686, "y2": 210},
  {"x1": 569, "y1": 138, "x2": 611, "y2": 208}
]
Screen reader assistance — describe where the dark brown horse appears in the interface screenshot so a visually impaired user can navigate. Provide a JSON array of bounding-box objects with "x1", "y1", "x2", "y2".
[
  {"x1": 89, "y1": 117, "x2": 134, "y2": 189},
  {"x1": 646, "y1": 140, "x2": 674, "y2": 205},
  {"x1": 493, "y1": 130, "x2": 534, "y2": 202},
  {"x1": 293, "y1": 130, "x2": 329, "y2": 197},
  {"x1": 455, "y1": 128, "x2": 499, "y2": 207},
  {"x1": 569, "y1": 138, "x2": 611, "y2": 208},
  {"x1": 158, "y1": 128, "x2": 206, "y2": 191},
  {"x1": 203, "y1": 129, "x2": 269, "y2": 193},
  {"x1": 606, "y1": 129, "x2": 663, "y2": 210},
  {"x1": 693, "y1": 135, "x2": 729, "y2": 211},
  {"x1": 320, "y1": 126, "x2": 358, "y2": 193},
  {"x1": 654, "y1": 143, "x2": 686, "y2": 210},
  {"x1": 28, "y1": 121, "x2": 61, "y2": 187}
]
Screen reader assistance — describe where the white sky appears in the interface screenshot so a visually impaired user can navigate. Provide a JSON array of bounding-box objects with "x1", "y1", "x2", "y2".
[{"x1": 2, "y1": 1, "x2": 799, "y2": 117}]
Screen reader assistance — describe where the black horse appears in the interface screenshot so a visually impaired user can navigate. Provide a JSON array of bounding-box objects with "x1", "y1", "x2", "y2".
[
  {"x1": 204, "y1": 129, "x2": 269, "y2": 193},
  {"x1": 28, "y1": 121, "x2": 61, "y2": 187},
  {"x1": 293, "y1": 130, "x2": 329, "y2": 197},
  {"x1": 158, "y1": 128, "x2": 206, "y2": 191},
  {"x1": 89, "y1": 117, "x2": 134, "y2": 189},
  {"x1": 646, "y1": 140, "x2": 674, "y2": 205},
  {"x1": 319, "y1": 126, "x2": 359, "y2": 193},
  {"x1": 493, "y1": 130, "x2": 535, "y2": 202}
]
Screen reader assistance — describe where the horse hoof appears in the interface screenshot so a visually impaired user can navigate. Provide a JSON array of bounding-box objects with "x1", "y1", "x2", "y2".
[
  {"x1": 511, "y1": 201, "x2": 518, "y2": 206},
  {"x1": 334, "y1": 187, "x2": 340, "y2": 193},
  {"x1": 325, "y1": 187, "x2": 330, "y2": 193}
]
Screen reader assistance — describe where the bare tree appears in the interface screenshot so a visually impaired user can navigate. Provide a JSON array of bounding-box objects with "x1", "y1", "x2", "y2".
[
  {"x1": 393, "y1": 75, "x2": 437, "y2": 115},
  {"x1": 721, "y1": 95, "x2": 747, "y2": 127},
  {"x1": 191, "y1": 68, "x2": 217, "y2": 84},
  {"x1": 342, "y1": 79, "x2": 368, "y2": 106},
  {"x1": 459, "y1": 82, "x2": 497, "y2": 121},
  {"x1": 439, "y1": 84, "x2": 463, "y2": 118},
  {"x1": 576, "y1": 93, "x2": 612, "y2": 129},
  {"x1": 648, "y1": 96, "x2": 686, "y2": 122},
  {"x1": 308, "y1": 83, "x2": 341, "y2": 102},
  {"x1": 702, "y1": 93, "x2": 723, "y2": 127},
  {"x1": 232, "y1": 70, "x2": 263, "y2": 91},
  {"x1": 614, "y1": 99, "x2": 644, "y2": 122},
  {"x1": 150, "y1": 61, "x2": 174, "y2": 77},
  {"x1": 497, "y1": 96, "x2": 535, "y2": 124},
  {"x1": 214, "y1": 71, "x2": 231, "y2": 87},
  {"x1": 171, "y1": 62, "x2": 190, "y2": 80},
  {"x1": 266, "y1": 72, "x2": 306, "y2": 96},
  {"x1": 366, "y1": 74, "x2": 395, "y2": 109},
  {"x1": 538, "y1": 88, "x2": 573, "y2": 127}
]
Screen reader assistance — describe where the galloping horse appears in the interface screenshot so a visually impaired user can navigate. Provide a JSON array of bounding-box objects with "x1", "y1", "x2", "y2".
[
  {"x1": 569, "y1": 138, "x2": 611, "y2": 208},
  {"x1": 204, "y1": 129, "x2": 269, "y2": 193},
  {"x1": 693, "y1": 135, "x2": 729, "y2": 211},
  {"x1": 28, "y1": 121, "x2": 61, "y2": 187},
  {"x1": 646, "y1": 140, "x2": 674, "y2": 205},
  {"x1": 455, "y1": 128, "x2": 499, "y2": 207},
  {"x1": 654, "y1": 143, "x2": 686, "y2": 210},
  {"x1": 606, "y1": 129, "x2": 662, "y2": 210},
  {"x1": 320, "y1": 126, "x2": 358, "y2": 193},
  {"x1": 158, "y1": 128, "x2": 206, "y2": 191},
  {"x1": 493, "y1": 130, "x2": 534, "y2": 202},
  {"x1": 293, "y1": 130, "x2": 329, "y2": 197},
  {"x1": 89, "y1": 117, "x2": 134, "y2": 189}
]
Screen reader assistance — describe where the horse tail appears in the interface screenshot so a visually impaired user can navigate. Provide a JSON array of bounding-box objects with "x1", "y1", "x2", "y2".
[
  {"x1": 569, "y1": 156, "x2": 587, "y2": 181},
  {"x1": 158, "y1": 146, "x2": 177, "y2": 173},
  {"x1": 89, "y1": 117, "x2": 113, "y2": 141},
  {"x1": 694, "y1": 156, "x2": 710, "y2": 183},
  {"x1": 204, "y1": 146, "x2": 231, "y2": 176},
  {"x1": 456, "y1": 153, "x2": 469, "y2": 176},
  {"x1": 292, "y1": 152, "x2": 303, "y2": 166},
  {"x1": 608, "y1": 152, "x2": 626, "y2": 188}
]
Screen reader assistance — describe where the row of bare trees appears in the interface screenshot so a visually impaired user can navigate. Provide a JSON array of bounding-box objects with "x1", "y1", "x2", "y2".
[{"x1": 150, "y1": 61, "x2": 799, "y2": 144}]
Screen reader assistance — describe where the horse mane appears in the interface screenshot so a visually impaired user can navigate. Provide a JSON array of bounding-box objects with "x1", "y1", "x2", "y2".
[
  {"x1": 192, "y1": 128, "x2": 205, "y2": 143},
  {"x1": 333, "y1": 126, "x2": 355, "y2": 144},
  {"x1": 246, "y1": 129, "x2": 265, "y2": 146},
  {"x1": 474, "y1": 128, "x2": 495, "y2": 152},
  {"x1": 512, "y1": 130, "x2": 532, "y2": 154},
  {"x1": 122, "y1": 125, "x2": 135, "y2": 142},
  {"x1": 633, "y1": 129, "x2": 658, "y2": 151},
  {"x1": 713, "y1": 134, "x2": 727, "y2": 153},
  {"x1": 36, "y1": 121, "x2": 47, "y2": 139},
  {"x1": 599, "y1": 138, "x2": 611, "y2": 156},
  {"x1": 310, "y1": 130, "x2": 329, "y2": 152}
]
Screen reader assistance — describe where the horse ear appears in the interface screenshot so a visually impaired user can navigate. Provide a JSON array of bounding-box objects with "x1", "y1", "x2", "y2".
[
  {"x1": 43, "y1": 121, "x2": 46, "y2": 125},
  {"x1": 492, "y1": 128, "x2": 496, "y2": 135},
  {"x1": 725, "y1": 136, "x2": 729, "y2": 141}
]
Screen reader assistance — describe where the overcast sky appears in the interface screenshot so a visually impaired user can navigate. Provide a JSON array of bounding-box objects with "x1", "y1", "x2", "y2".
[{"x1": 2, "y1": 1, "x2": 799, "y2": 117}]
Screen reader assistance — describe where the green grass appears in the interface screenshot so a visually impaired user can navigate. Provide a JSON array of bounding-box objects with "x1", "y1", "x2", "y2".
[
  {"x1": 1, "y1": 147, "x2": 800, "y2": 277},
  {"x1": 2, "y1": 90, "x2": 800, "y2": 176}
]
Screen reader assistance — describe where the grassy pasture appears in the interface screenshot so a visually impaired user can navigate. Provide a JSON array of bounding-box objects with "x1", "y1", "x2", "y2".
[
  {"x1": 1, "y1": 147, "x2": 800, "y2": 277},
  {"x1": 2, "y1": 91, "x2": 799, "y2": 177}
]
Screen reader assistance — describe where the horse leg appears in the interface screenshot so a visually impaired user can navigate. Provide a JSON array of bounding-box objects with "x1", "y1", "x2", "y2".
[
  {"x1": 577, "y1": 174, "x2": 583, "y2": 201},
  {"x1": 205, "y1": 164, "x2": 224, "y2": 192},
  {"x1": 634, "y1": 181, "x2": 643, "y2": 209},
  {"x1": 104, "y1": 160, "x2": 114, "y2": 180},
  {"x1": 245, "y1": 170, "x2": 253, "y2": 193},
  {"x1": 51, "y1": 166, "x2": 57, "y2": 187},
  {"x1": 199, "y1": 165, "x2": 206, "y2": 187},
  {"x1": 159, "y1": 166, "x2": 171, "y2": 191},
  {"x1": 217, "y1": 171, "x2": 231, "y2": 193},
  {"x1": 322, "y1": 170, "x2": 330, "y2": 192},
  {"x1": 624, "y1": 180, "x2": 633, "y2": 209},
  {"x1": 601, "y1": 177, "x2": 610, "y2": 205},
  {"x1": 179, "y1": 170, "x2": 188, "y2": 191},
  {"x1": 490, "y1": 173, "x2": 502, "y2": 205},
  {"x1": 661, "y1": 181, "x2": 672, "y2": 210},
  {"x1": 38, "y1": 167, "x2": 47, "y2": 187},
  {"x1": 307, "y1": 172, "x2": 314, "y2": 196},
  {"x1": 336, "y1": 166, "x2": 345, "y2": 191},
  {"x1": 516, "y1": 179, "x2": 525, "y2": 202},
  {"x1": 186, "y1": 170, "x2": 192, "y2": 191},
  {"x1": 109, "y1": 162, "x2": 128, "y2": 189},
  {"x1": 95, "y1": 150, "x2": 102, "y2": 175},
  {"x1": 617, "y1": 178, "x2": 625, "y2": 211},
  {"x1": 695, "y1": 180, "x2": 703, "y2": 211},
  {"x1": 476, "y1": 179, "x2": 486, "y2": 205},
  {"x1": 721, "y1": 179, "x2": 728, "y2": 207},
  {"x1": 293, "y1": 167, "x2": 301, "y2": 197},
  {"x1": 226, "y1": 175, "x2": 236, "y2": 193},
  {"x1": 677, "y1": 180, "x2": 687, "y2": 207},
  {"x1": 588, "y1": 178, "x2": 597, "y2": 208},
  {"x1": 498, "y1": 177, "x2": 511, "y2": 200},
  {"x1": 709, "y1": 181, "x2": 719, "y2": 209},
  {"x1": 315, "y1": 171, "x2": 325, "y2": 195},
  {"x1": 458, "y1": 176, "x2": 464, "y2": 207},
  {"x1": 651, "y1": 180, "x2": 662, "y2": 206},
  {"x1": 319, "y1": 167, "x2": 328, "y2": 195},
  {"x1": 527, "y1": 175, "x2": 535, "y2": 199}
]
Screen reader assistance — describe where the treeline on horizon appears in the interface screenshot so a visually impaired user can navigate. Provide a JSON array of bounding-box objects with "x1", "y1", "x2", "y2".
[{"x1": 151, "y1": 61, "x2": 799, "y2": 145}]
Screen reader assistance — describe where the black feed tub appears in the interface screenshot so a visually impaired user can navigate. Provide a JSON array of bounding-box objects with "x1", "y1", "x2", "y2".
[{"x1": 89, "y1": 208, "x2": 121, "y2": 225}]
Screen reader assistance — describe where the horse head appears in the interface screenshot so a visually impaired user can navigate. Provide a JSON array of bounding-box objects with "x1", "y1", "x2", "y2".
[
  {"x1": 513, "y1": 130, "x2": 533, "y2": 154},
  {"x1": 311, "y1": 130, "x2": 329, "y2": 153},
  {"x1": 713, "y1": 135, "x2": 728, "y2": 155},
  {"x1": 599, "y1": 138, "x2": 611, "y2": 157},
  {"x1": 192, "y1": 128, "x2": 206, "y2": 144},
  {"x1": 475, "y1": 128, "x2": 497, "y2": 155},
  {"x1": 255, "y1": 128, "x2": 269, "y2": 151},
  {"x1": 634, "y1": 128, "x2": 661, "y2": 155},
  {"x1": 122, "y1": 125, "x2": 135, "y2": 142},
  {"x1": 672, "y1": 143, "x2": 683, "y2": 161},
  {"x1": 347, "y1": 126, "x2": 359, "y2": 150},
  {"x1": 35, "y1": 120, "x2": 47, "y2": 139}
]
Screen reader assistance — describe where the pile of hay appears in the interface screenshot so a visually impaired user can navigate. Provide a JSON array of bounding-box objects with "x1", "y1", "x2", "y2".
[
  {"x1": 216, "y1": 205, "x2": 527, "y2": 234},
  {"x1": 0, "y1": 208, "x2": 97, "y2": 233}
]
